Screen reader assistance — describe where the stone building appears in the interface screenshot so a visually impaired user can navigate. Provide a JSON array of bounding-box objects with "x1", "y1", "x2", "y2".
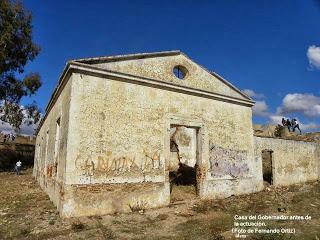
[{"x1": 33, "y1": 51, "x2": 319, "y2": 217}]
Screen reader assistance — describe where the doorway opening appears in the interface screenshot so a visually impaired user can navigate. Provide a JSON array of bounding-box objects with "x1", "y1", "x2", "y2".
[
  {"x1": 169, "y1": 125, "x2": 199, "y2": 202},
  {"x1": 262, "y1": 149, "x2": 273, "y2": 185}
]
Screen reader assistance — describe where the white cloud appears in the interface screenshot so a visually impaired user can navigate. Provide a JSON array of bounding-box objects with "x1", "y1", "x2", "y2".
[
  {"x1": 307, "y1": 45, "x2": 320, "y2": 69},
  {"x1": 253, "y1": 101, "x2": 269, "y2": 116},
  {"x1": 268, "y1": 115, "x2": 284, "y2": 124},
  {"x1": 277, "y1": 93, "x2": 320, "y2": 118},
  {"x1": 242, "y1": 89, "x2": 269, "y2": 117},
  {"x1": 0, "y1": 120, "x2": 38, "y2": 136},
  {"x1": 0, "y1": 103, "x2": 40, "y2": 136},
  {"x1": 242, "y1": 89, "x2": 265, "y2": 99},
  {"x1": 300, "y1": 122, "x2": 320, "y2": 131}
]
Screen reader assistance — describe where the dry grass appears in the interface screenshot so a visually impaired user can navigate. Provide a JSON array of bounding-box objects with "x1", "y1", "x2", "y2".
[
  {"x1": 170, "y1": 184, "x2": 197, "y2": 202},
  {"x1": 0, "y1": 169, "x2": 319, "y2": 239}
]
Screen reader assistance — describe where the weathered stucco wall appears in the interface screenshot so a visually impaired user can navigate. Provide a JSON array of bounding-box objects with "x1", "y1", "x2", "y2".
[
  {"x1": 34, "y1": 53, "x2": 320, "y2": 218},
  {"x1": 59, "y1": 72, "x2": 261, "y2": 217},
  {"x1": 317, "y1": 142, "x2": 320, "y2": 179},
  {"x1": 93, "y1": 54, "x2": 246, "y2": 100},
  {"x1": 33, "y1": 75, "x2": 72, "y2": 209},
  {"x1": 254, "y1": 136, "x2": 319, "y2": 186}
]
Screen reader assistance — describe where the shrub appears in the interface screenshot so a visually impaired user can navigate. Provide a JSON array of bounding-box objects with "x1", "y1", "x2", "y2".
[{"x1": 129, "y1": 200, "x2": 148, "y2": 212}]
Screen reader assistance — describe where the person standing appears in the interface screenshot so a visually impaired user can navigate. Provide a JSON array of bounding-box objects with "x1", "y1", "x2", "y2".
[
  {"x1": 15, "y1": 160, "x2": 22, "y2": 175},
  {"x1": 286, "y1": 119, "x2": 292, "y2": 132},
  {"x1": 291, "y1": 119, "x2": 302, "y2": 134}
]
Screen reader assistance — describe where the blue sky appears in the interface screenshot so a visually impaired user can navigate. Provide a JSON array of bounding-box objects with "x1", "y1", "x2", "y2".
[{"x1": 2, "y1": 0, "x2": 320, "y2": 134}]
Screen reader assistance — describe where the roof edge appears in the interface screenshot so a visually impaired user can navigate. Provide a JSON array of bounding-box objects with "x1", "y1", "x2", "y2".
[
  {"x1": 71, "y1": 50, "x2": 181, "y2": 64},
  {"x1": 210, "y1": 71, "x2": 253, "y2": 101},
  {"x1": 36, "y1": 51, "x2": 256, "y2": 135},
  {"x1": 176, "y1": 52, "x2": 252, "y2": 101},
  {"x1": 36, "y1": 62, "x2": 255, "y2": 135},
  {"x1": 71, "y1": 61, "x2": 255, "y2": 105},
  {"x1": 73, "y1": 50, "x2": 252, "y2": 102}
]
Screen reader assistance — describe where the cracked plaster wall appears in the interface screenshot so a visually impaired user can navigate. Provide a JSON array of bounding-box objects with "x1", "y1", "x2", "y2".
[
  {"x1": 56, "y1": 72, "x2": 261, "y2": 217},
  {"x1": 34, "y1": 66, "x2": 320, "y2": 217},
  {"x1": 34, "y1": 53, "x2": 265, "y2": 217},
  {"x1": 34, "y1": 75, "x2": 72, "y2": 210},
  {"x1": 254, "y1": 136, "x2": 319, "y2": 186},
  {"x1": 94, "y1": 54, "x2": 245, "y2": 100}
]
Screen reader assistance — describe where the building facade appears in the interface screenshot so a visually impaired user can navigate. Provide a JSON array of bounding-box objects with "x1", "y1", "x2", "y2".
[{"x1": 33, "y1": 51, "x2": 319, "y2": 217}]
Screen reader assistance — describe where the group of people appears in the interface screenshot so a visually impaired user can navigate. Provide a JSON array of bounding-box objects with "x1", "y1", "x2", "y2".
[
  {"x1": 2, "y1": 133, "x2": 16, "y2": 143},
  {"x1": 281, "y1": 118, "x2": 301, "y2": 134}
]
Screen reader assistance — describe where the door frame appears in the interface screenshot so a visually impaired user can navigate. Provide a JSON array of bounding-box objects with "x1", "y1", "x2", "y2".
[
  {"x1": 261, "y1": 149, "x2": 274, "y2": 185},
  {"x1": 165, "y1": 114, "x2": 207, "y2": 197}
]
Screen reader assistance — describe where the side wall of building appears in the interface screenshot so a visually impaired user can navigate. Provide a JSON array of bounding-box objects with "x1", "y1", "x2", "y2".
[
  {"x1": 318, "y1": 142, "x2": 320, "y2": 179},
  {"x1": 33, "y1": 75, "x2": 73, "y2": 209},
  {"x1": 254, "y1": 136, "x2": 319, "y2": 186},
  {"x1": 61, "y1": 73, "x2": 263, "y2": 217}
]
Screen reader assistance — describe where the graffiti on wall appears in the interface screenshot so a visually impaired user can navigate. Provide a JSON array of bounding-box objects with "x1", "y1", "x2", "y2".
[
  {"x1": 45, "y1": 161, "x2": 59, "y2": 178},
  {"x1": 209, "y1": 141, "x2": 249, "y2": 178},
  {"x1": 77, "y1": 149, "x2": 163, "y2": 177},
  {"x1": 82, "y1": 159, "x2": 95, "y2": 176}
]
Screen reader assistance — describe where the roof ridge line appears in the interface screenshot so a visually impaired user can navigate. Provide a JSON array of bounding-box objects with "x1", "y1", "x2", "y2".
[{"x1": 71, "y1": 50, "x2": 181, "y2": 64}]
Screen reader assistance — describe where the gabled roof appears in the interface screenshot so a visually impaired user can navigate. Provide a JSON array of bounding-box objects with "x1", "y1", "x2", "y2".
[
  {"x1": 72, "y1": 50, "x2": 181, "y2": 64},
  {"x1": 70, "y1": 50, "x2": 252, "y2": 102},
  {"x1": 36, "y1": 50, "x2": 254, "y2": 135}
]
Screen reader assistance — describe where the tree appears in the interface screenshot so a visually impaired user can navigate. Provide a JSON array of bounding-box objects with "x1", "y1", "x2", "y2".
[{"x1": 0, "y1": 0, "x2": 42, "y2": 131}]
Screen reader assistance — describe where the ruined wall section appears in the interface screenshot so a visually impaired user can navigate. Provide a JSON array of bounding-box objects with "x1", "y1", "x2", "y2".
[
  {"x1": 34, "y1": 76, "x2": 72, "y2": 208},
  {"x1": 63, "y1": 73, "x2": 168, "y2": 216},
  {"x1": 65, "y1": 73, "x2": 165, "y2": 185},
  {"x1": 169, "y1": 126, "x2": 197, "y2": 172},
  {"x1": 93, "y1": 54, "x2": 247, "y2": 100},
  {"x1": 315, "y1": 140, "x2": 320, "y2": 179},
  {"x1": 204, "y1": 108, "x2": 263, "y2": 199},
  {"x1": 254, "y1": 136, "x2": 319, "y2": 186},
  {"x1": 61, "y1": 73, "x2": 261, "y2": 217}
]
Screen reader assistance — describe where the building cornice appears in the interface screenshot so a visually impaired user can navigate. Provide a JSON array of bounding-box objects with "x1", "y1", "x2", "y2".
[{"x1": 36, "y1": 62, "x2": 255, "y2": 135}]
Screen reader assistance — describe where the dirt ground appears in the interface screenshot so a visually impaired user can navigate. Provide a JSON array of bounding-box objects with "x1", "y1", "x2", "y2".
[{"x1": 0, "y1": 169, "x2": 319, "y2": 240}]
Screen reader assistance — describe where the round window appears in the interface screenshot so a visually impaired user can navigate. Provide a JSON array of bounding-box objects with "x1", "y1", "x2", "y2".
[{"x1": 173, "y1": 65, "x2": 188, "y2": 80}]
